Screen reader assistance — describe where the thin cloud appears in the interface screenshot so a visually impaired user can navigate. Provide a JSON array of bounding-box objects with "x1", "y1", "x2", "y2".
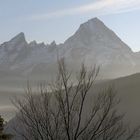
[{"x1": 26, "y1": 0, "x2": 140, "y2": 21}]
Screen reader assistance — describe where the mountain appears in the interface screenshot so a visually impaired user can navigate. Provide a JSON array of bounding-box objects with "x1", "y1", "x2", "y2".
[
  {"x1": 0, "y1": 17, "x2": 139, "y2": 80},
  {"x1": 62, "y1": 18, "x2": 137, "y2": 78}
]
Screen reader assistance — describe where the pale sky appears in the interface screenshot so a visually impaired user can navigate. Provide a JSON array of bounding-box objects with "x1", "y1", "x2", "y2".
[{"x1": 0, "y1": 0, "x2": 140, "y2": 51}]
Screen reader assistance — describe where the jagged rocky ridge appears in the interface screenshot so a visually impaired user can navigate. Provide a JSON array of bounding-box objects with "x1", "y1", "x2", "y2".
[{"x1": 0, "y1": 18, "x2": 139, "y2": 79}]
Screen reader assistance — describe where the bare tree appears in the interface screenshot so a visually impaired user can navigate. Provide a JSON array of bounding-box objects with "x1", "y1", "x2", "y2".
[{"x1": 12, "y1": 59, "x2": 140, "y2": 140}]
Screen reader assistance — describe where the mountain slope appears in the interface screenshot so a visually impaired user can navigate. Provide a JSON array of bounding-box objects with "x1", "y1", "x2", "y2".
[{"x1": 6, "y1": 72, "x2": 140, "y2": 140}]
